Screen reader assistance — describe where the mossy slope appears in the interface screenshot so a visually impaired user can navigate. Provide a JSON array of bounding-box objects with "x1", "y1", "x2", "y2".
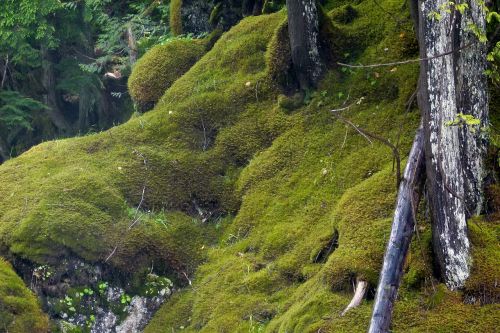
[
  {"x1": 0, "y1": 1, "x2": 498, "y2": 332},
  {"x1": 0, "y1": 258, "x2": 48, "y2": 333}
]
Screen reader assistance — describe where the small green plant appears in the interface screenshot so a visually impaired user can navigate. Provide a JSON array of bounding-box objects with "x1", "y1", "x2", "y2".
[
  {"x1": 445, "y1": 113, "x2": 481, "y2": 133},
  {"x1": 144, "y1": 274, "x2": 173, "y2": 297},
  {"x1": 98, "y1": 281, "x2": 109, "y2": 295},
  {"x1": 32, "y1": 265, "x2": 54, "y2": 281},
  {"x1": 120, "y1": 293, "x2": 131, "y2": 305}
]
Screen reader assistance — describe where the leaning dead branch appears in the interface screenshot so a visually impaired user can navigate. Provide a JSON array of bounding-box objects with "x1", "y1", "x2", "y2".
[{"x1": 369, "y1": 123, "x2": 425, "y2": 333}]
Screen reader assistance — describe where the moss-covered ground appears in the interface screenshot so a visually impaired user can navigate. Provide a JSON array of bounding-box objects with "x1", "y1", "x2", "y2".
[
  {"x1": 0, "y1": 258, "x2": 48, "y2": 332},
  {"x1": 0, "y1": 0, "x2": 498, "y2": 331}
]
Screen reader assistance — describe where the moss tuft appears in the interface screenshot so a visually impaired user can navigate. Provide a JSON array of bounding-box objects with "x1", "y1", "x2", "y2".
[{"x1": 128, "y1": 39, "x2": 207, "y2": 110}]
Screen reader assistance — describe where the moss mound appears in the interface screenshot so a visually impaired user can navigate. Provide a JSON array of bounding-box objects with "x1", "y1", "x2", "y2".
[
  {"x1": 0, "y1": 12, "x2": 285, "y2": 277},
  {"x1": 0, "y1": 0, "x2": 498, "y2": 332},
  {"x1": 128, "y1": 38, "x2": 207, "y2": 109},
  {"x1": 0, "y1": 258, "x2": 48, "y2": 333}
]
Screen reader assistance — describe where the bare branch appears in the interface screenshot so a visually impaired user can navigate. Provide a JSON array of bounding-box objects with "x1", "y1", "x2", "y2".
[
  {"x1": 337, "y1": 41, "x2": 474, "y2": 69},
  {"x1": 333, "y1": 112, "x2": 401, "y2": 188}
]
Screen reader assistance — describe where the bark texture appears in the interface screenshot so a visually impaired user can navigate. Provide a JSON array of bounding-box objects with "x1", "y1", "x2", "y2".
[
  {"x1": 41, "y1": 46, "x2": 70, "y2": 132},
  {"x1": 369, "y1": 125, "x2": 425, "y2": 333},
  {"x1": 286, "y1": 0, "x2": 324, "y2": 88},
  {"x1": 126, "y1": 25, "x2": 138, "y2": 65},
  {"x1": 417, "y1": 0, "x2": 488, "y2": 290}
]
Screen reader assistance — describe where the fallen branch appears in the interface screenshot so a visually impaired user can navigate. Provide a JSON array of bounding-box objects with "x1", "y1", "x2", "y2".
[
  {"x1": 341, "y1": 279, "x2": 368, "y2": 316},
  {"x1": 368, "y1": 123, "x2": 425, "y2": 333}
]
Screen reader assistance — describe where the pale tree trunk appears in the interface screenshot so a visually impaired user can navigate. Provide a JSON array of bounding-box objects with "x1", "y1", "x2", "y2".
[
  {"x1": 286, "y1": 0, "x2": 324, "y2": 89},
  {"x1": 417, "y1": 0, "x2": 488, "y2": 290},
  {"x1": 370, "y1": 1, "x2": 488, "y2": 331},
  {"x1": 369, "y1": 124, "x2": 425, "y2": 333},
  {"x1": 126, "y1": 25, "x2": 138, "y2": 65}
]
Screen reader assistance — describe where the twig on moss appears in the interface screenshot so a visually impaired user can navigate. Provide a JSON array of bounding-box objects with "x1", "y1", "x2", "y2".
[
  {"x1": 105, "y1": 150, "x2": 149, "y2": 263},
  {"x1": 330, "y1": 97, "x2": 364, "y2": 113},
  {"x1": 341, "y1": 126, "x2": 348, "y2": 149},
  {"x1": 104, "y1": 246, "x2": 118, "y2": 263},
  {"x1": 332, "y1": 112, "x2": 401, "y2": 188},
  {"x1": 335, "y1": 113, "x2": 373, "y2": 144},
  {"x1": 128, "y1": 186, "x2": 146, "y2": 230},
  {"x1": 337, "y1": 41, "x2": 474, "y2": 69},
  {"x1": 182, "y1": 271, "x2": 192, "y2": 286}
]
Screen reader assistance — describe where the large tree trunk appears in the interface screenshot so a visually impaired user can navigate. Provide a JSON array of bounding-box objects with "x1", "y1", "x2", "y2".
[
  {"x1": 417, "y1": 0, "x2": 488, "y2": 290},
  {"x1": 286, "y1": 0, "x2": 324, "y2": 89},
  {"x1": 41, "y1": 45, "x2": 71, "y2": 133},
  {"x1": 369, "y1": 124, "x2": 425, "y2": 333}
]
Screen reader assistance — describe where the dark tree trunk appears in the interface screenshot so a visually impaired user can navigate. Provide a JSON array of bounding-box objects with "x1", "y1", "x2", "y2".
[
  {"x1": 286, "y1": 0, "x2": 324, "y2": 89},
  {"x1": 369, "y1": 124, "x2": 425, "y2": 333},
  {"x1": 41, "y1": 45, "x2": 71, "y2": 133},
  {"x1": 0, "y1": 136, "x2": 9, "y2": 163},
  {"x1": 417, "y1": 0, "x2": 488, "y2": 290}
]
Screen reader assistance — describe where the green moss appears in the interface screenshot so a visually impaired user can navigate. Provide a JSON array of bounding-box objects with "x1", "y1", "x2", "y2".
[
  {"x1": 0, "y1": 1, "x2": 498, "y2": 332},
  {"x1": 0, "y1": 258, "x2": 49, "y2": 333},
  {"x1": 170, "y1": 0, "x2": 183, "y2": 36},
  {"x1": 266, "y1": 18, "x2": 293, "y2": 88},
  {"x1": 464, "y1": 218, "x2": 500, "y2": 303},
  {"x1": 0, "y1": 12, "x2": 286, "y2": 278},
  {"x1": 128, "y1": 39, "x2": 207, "y2": 108}
]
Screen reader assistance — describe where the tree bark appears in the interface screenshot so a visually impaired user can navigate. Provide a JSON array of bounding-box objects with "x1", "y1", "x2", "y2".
[
  {"x1": 126, "y1": 25, "x2": 138, "y2": 65},
  {"x1": 417, "y1": 0, "x2": 488, "y2": 290},
  {"x1": 41, "y1": 45, "x2": 71, "y2": 133},
  {"x1": 0, "y1": 136, "x2": 9, "y2": 163},
  {"x1": 286, "y1": 0, "x2": 324, "y2": 89},
  {"x1": 368, "y1": 124, "x2": 425, "y2": 333}
]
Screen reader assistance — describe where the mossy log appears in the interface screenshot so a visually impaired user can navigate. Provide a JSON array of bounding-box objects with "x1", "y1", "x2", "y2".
[
  {"x1": 417, "y1": 0, "x2": 489, "y2": 289},
  {"x1": 369, "y1": 124, "x2": 425, "y2": 333}
]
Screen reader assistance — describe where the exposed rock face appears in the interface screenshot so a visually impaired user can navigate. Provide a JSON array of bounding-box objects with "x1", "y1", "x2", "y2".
[
  {"x1": 16, "y1": 259, "x2": 172, "y2": 333},
  {"x1": 181, "y1": 0, "x2": 214, "y2": 35},
  {"x1": 417, "y1": 0, "x2": 488, "y2": 289}
]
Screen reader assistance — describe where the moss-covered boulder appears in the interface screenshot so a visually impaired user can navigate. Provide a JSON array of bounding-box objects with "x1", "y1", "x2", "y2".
[
  {"x1": 0, "y1": 1, "x2": 498, "y2": 332},
  {"x1": 128, "y1": 39, "x2": 207, "y2": 110},
  {"x1": 0, "y1": 258, "x2": 48, "y2": 333}
]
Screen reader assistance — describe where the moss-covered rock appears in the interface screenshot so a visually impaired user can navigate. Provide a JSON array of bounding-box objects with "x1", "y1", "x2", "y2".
[
  {"x1": 0, "y1": 1, "x2": 498, "y2": 332},
  {"x1": 128, "y1": 39, "x2": 207, "y2": 110},
  {"x1": 0, "y1": 258, "x2": 48, "y2": 333}
]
